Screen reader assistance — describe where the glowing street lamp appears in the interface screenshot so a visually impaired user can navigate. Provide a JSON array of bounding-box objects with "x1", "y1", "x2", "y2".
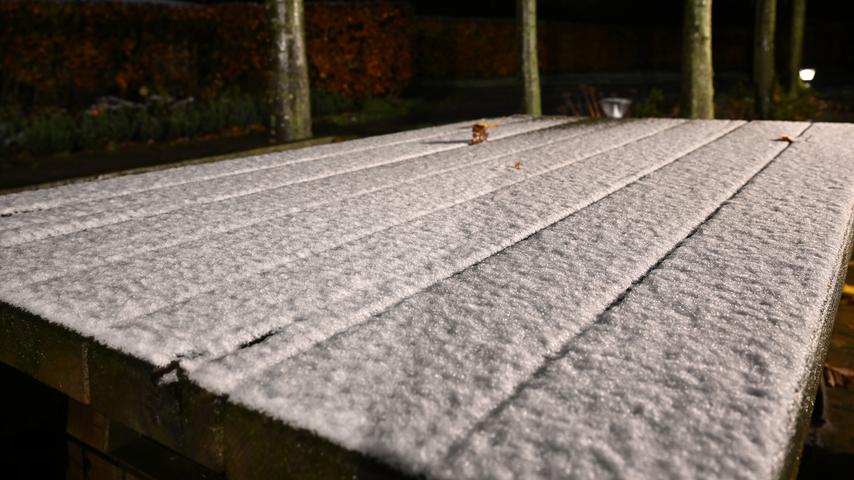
[{"x1": 799, "y1": 68, "x2": 816, "y2": 83}]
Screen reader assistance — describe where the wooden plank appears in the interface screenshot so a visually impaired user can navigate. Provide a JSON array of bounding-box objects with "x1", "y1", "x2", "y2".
[
  {"x1": 0, "y1": 119, "x2": 682, "y2": 373},
  {"x1": 83, "y1": 449, "x2": 125, "y2": 480},
  {"x1": 196, "y1": 120, "x2": 805, "y2": 476},
  {"x1": 67, "y1": 397, "x2": 113, "y2": 452},
  {"x1": 223, "y1": 403, "x2": 411, "y2": 480},
  {"x1": 443, "y1": 123, "x2": 854, "y2": 479},
  {"x1": 0, "y1": 118, "x2": 586, "y2": 290},
  {"x1": 0, "y1": 303, "x2": 225, "y2": 471},
  {"x1": 0, "y1": 135, "x2": 346, "y2": 197},
  {"x1": 87, "y1": 345, "x2": 224, "y2": 472},
  {"x1": 0, "y1": 310, "x2": 391, "y2": 478},
  {"x1": 0, "y1": 303, "x2": 89, "y2": 403},
  {"x1": 66, "y1": 441, "x2": 86, "y2": 480},
  {"x1": 66, "y1": 386, "x2": 223, "y2": 479},
  {"x1": 106, "y1": 430, "x2": 223, "y2": 480},
  {"x1": 0, "y1": 117, "x2": 539, "y2": 238},
  {"x1": 0, "y1": 117, "x2": 514, "y2": 215},
  {"x1": 2, "y1": 119, "x2": 853, "y2": 478},
  {"x1": 181, "y1": 119, "x2": 728, "y2": 387},
  {"x1": 778, "y1": 209, "x2": 854, "y2": 480},
  {"x1": 816, "y1": 261, "x2": 854, "y2": 453}
]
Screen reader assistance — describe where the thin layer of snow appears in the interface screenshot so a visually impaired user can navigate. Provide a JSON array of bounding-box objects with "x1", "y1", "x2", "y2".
[
  {"x1": 0, "y1": 118, "x2": 579, "y2": 288},
  {"x1": 186, "y1": 121, "x2": 804, "y2": 478},
  {"x1": 87, "y1": 118, "x2": 697, "y2": 367},
  {"x1": 443, "y1": 122, "x2": 854, "y2": 480},
  {"x1": 3, "y1": 119, "x2": 691, "y2": 361},
  {"x1": 2, "y1": 118, "x2": 848, "y2": 480},
  {"x1": 0, "y1": 117, "x2": 519, "y2": 218},
  {"x1": 175, "y1": 119, "x2": 733, "y2": 386},
  {"x1": 0, "y1": 117, "x2": 548, "y2": 245}
]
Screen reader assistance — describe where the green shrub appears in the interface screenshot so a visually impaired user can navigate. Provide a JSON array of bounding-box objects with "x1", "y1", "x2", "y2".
[
  {"x1": 633, "y1": 88, "x2": 665, "y2": 118},
  {"x1": 1, "y1": 93, "x2": 270, "y2": 156},
  {"x1": 78, "y1": 110, "x2": 134, "y2": 150},
  {"x1": 21, "y1": 113, "x2": 75, "y2": 154},
  {"x1": 716, "y1": 81, "x2": 818, "y2": 121},
  {"x1": 166, "y1": 106, "x2": 201, "y2": 139},
  {"x1": 29, "y1": 115, "x2": 71, "y2": 154},
  {"x1": 772, "y1": 85, "x2": 818, "y2": 121},
  {"x1": 224, "y1": 94, "x2": 263, "y2": 127},
  {"x1": 361, "y1": 97, "x2": 411, "y2": 117},
  {"x1": 715, "y1": 81, "x2": 756, "y2": 120},
  {"x1": 312, "y1": 90, "x2": 357, "y2": 116},
  {"x1": 201, "y1": 100, "x2": 229, "y2": 133},
  {"x1": 0, "y1": 108, "x2": 26, "y2": 149},
  {"x1": 132, "y1": 110, "x2": 165, "y2": 141}
]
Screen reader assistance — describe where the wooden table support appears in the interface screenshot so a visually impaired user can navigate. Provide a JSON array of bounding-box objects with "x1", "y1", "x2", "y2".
[
  {"x1": 777, "y1": 224, "x2": 854, "y2": 479},
  {"x1": 0, "y1": 302, "x2": 409, "y2": 479}
]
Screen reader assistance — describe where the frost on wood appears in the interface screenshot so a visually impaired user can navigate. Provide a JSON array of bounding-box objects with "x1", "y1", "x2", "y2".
[
  {"x1": 0, "y1": 118, "x2": 573, "y2": 288},
  {"x1": 1, "y1": 118, "x2": 852, "y2": 480},
  {"x1": 0, "y1": 117, "x2": 548, "y2": 245},
  {"x1": 194, "y1": 121, "x2": 805, "y2": 477},
  {"x1": 0, "y1": 117, "x2": 520, "y2": 217},
  {"x1": 445, "y1": 123, "x2": 854, "y2": 479},
  {"x1": 1, "y1": 118, "x2": 688, "y2": 360}
]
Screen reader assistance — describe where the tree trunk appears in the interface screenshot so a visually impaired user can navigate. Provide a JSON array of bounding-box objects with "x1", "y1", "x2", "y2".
[
  {"x1": 681, "y1": 0, "x2": 714, "y2": 119},
  {"x1": 268, "y1": 0, "x2": 312, "y2": 143},
  {"x1": 518, "y1": 0, "x2": 541, "y2": 116},
  {"x1": 753, "y1": 0, "x2": 777, "y2": 119},
  {"x1": 788, "y1": 0, "x2": 807, "y2": 96}
]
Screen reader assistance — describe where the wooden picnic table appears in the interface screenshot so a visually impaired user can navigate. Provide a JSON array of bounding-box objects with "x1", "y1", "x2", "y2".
[{"x1": 1, "y1": 116, "x2": 853, "y2": 479}]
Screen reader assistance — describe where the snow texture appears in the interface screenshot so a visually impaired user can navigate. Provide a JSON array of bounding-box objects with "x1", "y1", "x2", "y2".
[
  {"x1": 0, "y1": 117, "x2": 549, "y2": 245},
  {"x1": 2, "y1": 117, "x2": 686, "y2": 363},
  {"x1": 179, "y1": 119, "x2": 733, "y2": 387},
  {"x1": 444, "y1": 123, "x2": 854, "y2": 480},
  {"x1": 197, "y1": 121, "x2": 805, "y2": 478},
  {"x1": 2, "y1": 118, "x2": 851, "y2": 480},
  {"x1": 0, "y1": 117, "x2": 573, "y2": 287},
  {"x1": 111, "y1": 118, "x2": 701, "y2": 367},
  {"x1": 0, "y1": 117, "x2": 521, "y2": 220}
]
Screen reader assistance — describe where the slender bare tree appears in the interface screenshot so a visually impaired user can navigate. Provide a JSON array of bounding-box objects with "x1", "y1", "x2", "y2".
[
  {"x1": 753, "y1": 0, "x2": 777, "y2": 119},
  {"x1": 788, "y1": 0, "x2": 807, "y2": 96},
  {"x1": 269, "y1": 0, "x2": 312, "y2": 142},
  {"x1": 518, "y1": 0, "x2": 542, "y2": 116},
  {"x1": 681, "y1": 0, "x2": 714, "y2": 118}
]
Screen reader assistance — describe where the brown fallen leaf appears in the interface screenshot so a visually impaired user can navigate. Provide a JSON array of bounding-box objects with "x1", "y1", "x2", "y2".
[
  {"x1": 471, "y1": 120, "x2": 498, "y2": 145},
  {"x1": 471, "y1": 124, "x2": 488, "y2": 144},
  {"x1": 775, "y1": 135, "x2": 796, "y2": 143}
]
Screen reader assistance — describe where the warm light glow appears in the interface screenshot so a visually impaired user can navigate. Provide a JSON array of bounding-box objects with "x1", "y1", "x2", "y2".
[{"x1": 799, "y1": 68, "x2": 816, "y2": 82}]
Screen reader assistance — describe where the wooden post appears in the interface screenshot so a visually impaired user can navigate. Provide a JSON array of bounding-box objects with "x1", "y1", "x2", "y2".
[
  {"x1": 681, "y1": 0, "x2": 715, "y2": 119},
  {"x1": 753, "y1": 0, "x2": 777, "y2": 119},
  {"x1": 268, "y1": 0, "x2": 312, "y2": 143},
  {"x1": 788, "y1": 0, "x2": 807, "y2": 96},
  {"x1": 518, "y1": 0, "x2": 542, "y2": 117}
]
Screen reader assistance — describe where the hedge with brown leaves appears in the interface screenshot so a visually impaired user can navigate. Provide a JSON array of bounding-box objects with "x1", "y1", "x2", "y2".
[{"x1": 0, "y1": 1, "x2": 413, "y2": 109}]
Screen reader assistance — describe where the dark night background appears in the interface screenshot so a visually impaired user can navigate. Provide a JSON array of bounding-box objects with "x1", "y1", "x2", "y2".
[{"x1": 2, "y1": 0, "x2": 853, "y2": 189}]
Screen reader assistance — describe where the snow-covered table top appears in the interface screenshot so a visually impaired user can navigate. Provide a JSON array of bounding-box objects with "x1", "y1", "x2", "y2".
[{"x1": 1, "y1": 116, "x2": 853, "y2": 479}]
